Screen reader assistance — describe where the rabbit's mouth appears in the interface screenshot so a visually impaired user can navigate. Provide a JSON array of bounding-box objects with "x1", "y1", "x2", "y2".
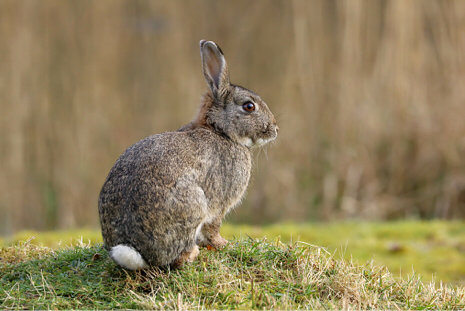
[
  {"x1": 249, "y1": 125, "x2": 279, "y2": 148},
  {"x1": 260, "y1": 124, "x2": 279, "y2": 143},
  {"x1": 237, "y1": 134, "x2": 276, "y2": 149},
  {"x1": 255, "y1": 136, "x2": 277, "y2": 147}
]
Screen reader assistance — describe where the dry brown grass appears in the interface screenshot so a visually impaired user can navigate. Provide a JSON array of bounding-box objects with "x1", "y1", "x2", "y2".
[{"x1": 1, "y1": 0, "x2": 465, "y2": 233}]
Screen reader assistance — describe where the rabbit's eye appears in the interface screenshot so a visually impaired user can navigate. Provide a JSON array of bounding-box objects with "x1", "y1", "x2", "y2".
[{"x1": 242, "y1": 102, "x2": 255, "y2": 112}]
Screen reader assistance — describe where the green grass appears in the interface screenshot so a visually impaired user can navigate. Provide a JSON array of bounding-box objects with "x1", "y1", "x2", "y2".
[
  {"x1": 221, "y1": 221, "x2": 465, "y2": 287},
  {"x1": 2, "y1": 220, "x2": 465, "y2": 286},
  {"x1": 1, "y1": 238, "x2": 464, "y2": 309}
]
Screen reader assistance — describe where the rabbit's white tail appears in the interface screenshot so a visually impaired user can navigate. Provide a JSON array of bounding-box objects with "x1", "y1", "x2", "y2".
[{"x1": 110, "y1": 245, "x2": 149, "y2": 270}]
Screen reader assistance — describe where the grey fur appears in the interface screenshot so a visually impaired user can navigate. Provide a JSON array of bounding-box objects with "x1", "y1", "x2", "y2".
[{"x1": 98, "y1": 40, "x2": 278, "y2": 269}]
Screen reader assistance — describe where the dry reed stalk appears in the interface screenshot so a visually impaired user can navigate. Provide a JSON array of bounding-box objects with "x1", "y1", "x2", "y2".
[{"x1": 1, "y1": 0, "x2": 464, "y2": 233}]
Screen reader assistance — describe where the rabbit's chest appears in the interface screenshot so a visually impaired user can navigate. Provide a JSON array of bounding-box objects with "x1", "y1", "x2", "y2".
[{"x1": 200, "y1": 149, "x2": 252, "y2": 211}]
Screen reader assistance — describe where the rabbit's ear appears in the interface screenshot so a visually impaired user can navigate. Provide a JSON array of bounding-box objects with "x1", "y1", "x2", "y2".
[{"x1": 200, "y1": 40, "x2": 230, "y2": 99}]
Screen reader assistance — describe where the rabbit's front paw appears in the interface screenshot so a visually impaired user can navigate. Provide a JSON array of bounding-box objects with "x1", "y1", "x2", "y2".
[{"x1": 207, "y1": 235, "x2": 228, "y2": 250}]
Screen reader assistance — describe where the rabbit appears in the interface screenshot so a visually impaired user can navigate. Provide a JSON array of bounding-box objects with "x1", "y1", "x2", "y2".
[{"x1": 98, "y1": 40, "x2": 278, "y2": 270}]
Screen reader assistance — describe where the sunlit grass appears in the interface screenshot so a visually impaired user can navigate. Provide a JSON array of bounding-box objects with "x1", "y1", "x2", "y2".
[
  {"x1": 2, "y1": 220, "x2": 465, "y2": 286},
  {"x1": 1, "y1": 238, "x2": 464, "y2": 309},
  {"x1": 222, "y1": 221, "x2": 465, "y2": 286},
  {"x1": 0, "y1": 229, "x2": 102, "y2": 249}
]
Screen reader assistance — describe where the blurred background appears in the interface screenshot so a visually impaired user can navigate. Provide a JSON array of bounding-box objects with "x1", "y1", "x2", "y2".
[{"x1": 1, "y1": 0, "x2": 465, "y2": 236}]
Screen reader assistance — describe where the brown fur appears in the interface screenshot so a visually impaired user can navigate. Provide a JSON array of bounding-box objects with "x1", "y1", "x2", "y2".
[{"x1": 98, "y1": 40, "x2": 278, "y2": 269}]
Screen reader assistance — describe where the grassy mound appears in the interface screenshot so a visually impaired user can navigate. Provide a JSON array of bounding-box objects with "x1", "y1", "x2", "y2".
[
  {"x1": 4, "y1": 220, "x2": 465, "y2": 285},
  {"x1": 1, "y1": 238, "x2": 464, "y2": 310}
]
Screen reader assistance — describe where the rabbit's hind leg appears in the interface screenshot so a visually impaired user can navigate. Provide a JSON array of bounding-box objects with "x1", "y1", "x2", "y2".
[{"x1": 170, "y1": 245, "x2": 199, "y2": 269}]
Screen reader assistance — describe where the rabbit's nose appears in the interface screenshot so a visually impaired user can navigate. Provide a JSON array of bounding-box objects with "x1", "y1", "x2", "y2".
[{"x1": 275, "y1": 126, "x2": 279, "y2": 133}]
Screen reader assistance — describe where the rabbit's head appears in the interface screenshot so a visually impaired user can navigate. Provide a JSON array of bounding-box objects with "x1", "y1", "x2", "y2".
[{"x1": 195, "y1": 40, "x2": 278, "y2": 148}]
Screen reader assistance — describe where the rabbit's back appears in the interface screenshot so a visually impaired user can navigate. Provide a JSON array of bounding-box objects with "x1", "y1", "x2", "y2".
[{"x1": 98, "y1": 127, "x2": 251, "y2": 266}]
